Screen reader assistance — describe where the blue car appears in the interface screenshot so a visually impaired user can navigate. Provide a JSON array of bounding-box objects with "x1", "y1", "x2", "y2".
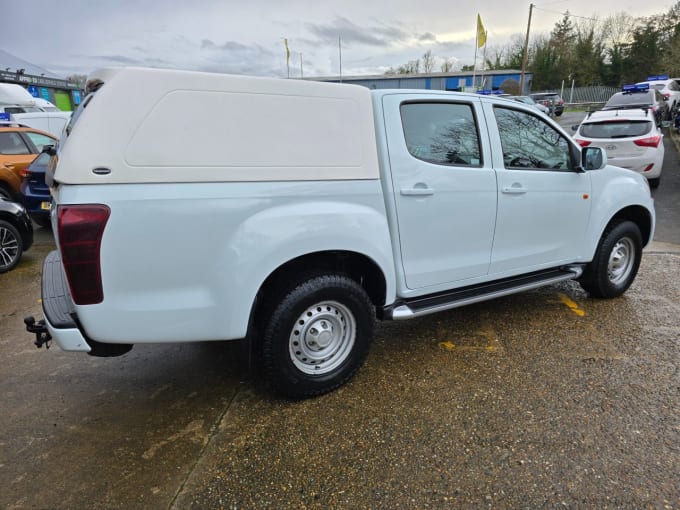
[{"x1": 20, "y1": 152, "x2": 52, "y2": 228}]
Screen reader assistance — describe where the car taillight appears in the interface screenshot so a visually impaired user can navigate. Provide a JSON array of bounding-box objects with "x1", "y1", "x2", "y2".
[
  {"x1": 643, "y1": 164, "x2": 654, "y2": 172},
  {"x1": 575, "y1": 139, "x2": 591, "y2": 147},
  {"x1": 58, "y1": 204, "x2": 110, "y2": 305},
  {"x1": 664, "y1": 93, "x2": 671, "y2": 99},
  {"x1": 634, "y1": 135, "x2": 661, "y2": 148},
  {"x1": 19, "y1": 168, "x2": 31, "y2": 178}
]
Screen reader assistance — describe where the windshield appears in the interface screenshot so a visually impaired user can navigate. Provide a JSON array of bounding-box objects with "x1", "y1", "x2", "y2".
[{"x1": 580, "y1": 120, "x2": 653, "y2": 138}]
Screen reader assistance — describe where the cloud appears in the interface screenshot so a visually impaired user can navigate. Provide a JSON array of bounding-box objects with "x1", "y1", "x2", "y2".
[
  {"x1": 418, "y1": 32, "x2": 438, "y2": 43},
  {"x1": 305, "y1": 16, "x2": 410, "y2": 47}
]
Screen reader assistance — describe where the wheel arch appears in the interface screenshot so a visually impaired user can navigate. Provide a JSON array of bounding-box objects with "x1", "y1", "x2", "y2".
[
  {"x1": 605, "y1": 205, "x2": 653, "y2": 247},
  {"x1": 248, "y1": 250, "x2": 387, "y2": 335}
]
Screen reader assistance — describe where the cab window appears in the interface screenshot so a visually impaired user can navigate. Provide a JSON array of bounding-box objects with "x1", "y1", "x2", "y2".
[
  {"x1": 494, "y1": 107, "x2": 571, "y2": 170},
  {"x1": 400, "y1": 102, "x2": 482, "y2": 167}
]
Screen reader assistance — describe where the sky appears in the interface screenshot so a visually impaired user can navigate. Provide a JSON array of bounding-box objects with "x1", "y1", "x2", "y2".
[{"x1": 0, "y1": 0, "x2": 674, "y2": 79}]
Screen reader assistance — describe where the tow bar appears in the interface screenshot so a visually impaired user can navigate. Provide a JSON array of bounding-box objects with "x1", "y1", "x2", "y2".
[{"x1": 24, "y1": 316, "x2": 52, "y2": 349}]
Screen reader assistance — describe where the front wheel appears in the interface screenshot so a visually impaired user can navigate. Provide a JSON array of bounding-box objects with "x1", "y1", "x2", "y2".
[
  {"x1": 579, "y1": 220, "x2": 642, "y2": 298},
  {"x1": 262, "y1": 274, "x2": 374, "y2": 398}
]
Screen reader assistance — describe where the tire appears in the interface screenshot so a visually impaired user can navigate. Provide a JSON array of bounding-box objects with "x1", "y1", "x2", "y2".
[
  {"x1": 0, "y1": 219, "x2": 23, "y2": 273},
  {"x1": 0, "y1": 185, "x2": 11, "y2": 200},
  {"x1": 648, "y1": 177, "x2": 660, "y2": 189},
  {"x1": 262, "y1": 274, "x2": 374, "y2": 398},
  {"x1": 579, "y1": 220, "x2": 642, "y2": 298}
]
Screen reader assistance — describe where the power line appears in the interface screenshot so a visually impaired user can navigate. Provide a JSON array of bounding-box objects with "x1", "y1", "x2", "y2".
[{"x1": 533, "y1": 5, "x2": 601, "y2": 22}]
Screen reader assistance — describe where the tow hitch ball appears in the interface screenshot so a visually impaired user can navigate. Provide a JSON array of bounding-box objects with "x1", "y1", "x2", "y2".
[{"x1": 24, "y1": 316, "x2": 52, "y2": 349}]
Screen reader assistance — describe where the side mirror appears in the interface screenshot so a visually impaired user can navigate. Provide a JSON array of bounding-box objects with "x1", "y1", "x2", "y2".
[
  {"x1": 42, "y1": 144, "x2": 56, "y2": 156},
  {"x1": 571, "y1": 125, "x2": 578, "y2": 132},
  {"x1": 582, "y1": 146, "x2": 607, "y2": 171}
]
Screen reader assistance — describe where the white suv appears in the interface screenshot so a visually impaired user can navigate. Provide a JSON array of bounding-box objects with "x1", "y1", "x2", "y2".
[
  {"x1": 573, "y1": 108, "x2": 663, "y2": 188},
  {"x1": 636, "y1": 77, "x2": 680, "y2": 116}
]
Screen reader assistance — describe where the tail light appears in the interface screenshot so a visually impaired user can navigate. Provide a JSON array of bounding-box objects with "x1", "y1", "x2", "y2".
[
  {"x1": 634, "y1": 135, "x2": 662, "y2": 148},
  {"x1": 575, "y1": 139, "x2": 591, "y2": 147},
  {"x1": 57, "y1": 204, "x2": 110, "y2": 305},
  {"x1": 643, "y1": 164, "x2": 654, "y2": 172},
  {"x1": 19, "y1": 167, "x2": 31, "y2": 178},
  {"x1": 664, "y1": 93, "x2": 671, "y2": 100}
]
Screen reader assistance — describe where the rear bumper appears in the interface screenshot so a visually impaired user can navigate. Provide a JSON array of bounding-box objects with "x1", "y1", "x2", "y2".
[{"x1": 40, "y1": 250, "x2": 91, "y2": 352}]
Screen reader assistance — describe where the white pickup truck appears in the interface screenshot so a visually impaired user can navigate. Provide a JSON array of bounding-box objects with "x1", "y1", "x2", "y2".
[{"x1": 26, "y1": 67, "x2": 655, "y2": 398}]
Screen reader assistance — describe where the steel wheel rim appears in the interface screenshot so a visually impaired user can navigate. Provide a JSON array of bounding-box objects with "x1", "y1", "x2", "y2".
[
  {"x1": 0, "y1": 226, "x2": 19, "y2": 269},
  {"x1": 607, "y1": 237, "x2": 635, "y2": 285},
  {"x1": 289, "y1": 300, "x2": 356, "y2": 375}
]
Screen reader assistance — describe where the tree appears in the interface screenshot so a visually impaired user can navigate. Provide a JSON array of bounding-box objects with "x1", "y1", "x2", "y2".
[
  {"x1": 440, "y1": 58, "x2": 456, "y2": 72},
  {"x1": 67, "y1": 74, "x2": 87, "y2": 89},
  {"x1": 422, "y1": 50, "x2": 436, "y2": 73}
]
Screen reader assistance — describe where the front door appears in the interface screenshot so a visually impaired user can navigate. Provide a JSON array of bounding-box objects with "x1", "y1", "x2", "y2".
[{"x1": 484, "y1": 104, "x2": 592, "y2": 274}]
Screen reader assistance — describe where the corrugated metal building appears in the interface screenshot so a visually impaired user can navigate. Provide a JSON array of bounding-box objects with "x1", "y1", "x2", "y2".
[{"x1": 314, "y1": 69, "x2": 532, "y2": 94}]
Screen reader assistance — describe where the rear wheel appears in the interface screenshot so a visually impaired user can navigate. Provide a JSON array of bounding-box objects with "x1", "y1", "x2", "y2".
[
  {"x1": 0, "y1": 220, "x2": 23, "y2": 273},
  {"x1": 579, "y1": 220, "x2": 642, "y2": 298},
  {"x1": 648, "y1": 177, "x2": 660, "y2": 189},
  {"x1": 262, "y1": 274, "x2": 374, "y2": 398}
]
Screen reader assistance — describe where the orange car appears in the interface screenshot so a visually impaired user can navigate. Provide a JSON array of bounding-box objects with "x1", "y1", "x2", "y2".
[{"x1": 0, "y1": 123, "x2": 57, "y2": 200}]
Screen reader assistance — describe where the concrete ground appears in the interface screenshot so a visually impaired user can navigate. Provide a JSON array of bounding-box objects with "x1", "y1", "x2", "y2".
[{"x1": 0, "y1": 126, "x2": 678, "y2": 509}]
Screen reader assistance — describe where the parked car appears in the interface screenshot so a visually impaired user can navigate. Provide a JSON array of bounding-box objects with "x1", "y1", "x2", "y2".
[
  {"x1": 0, "y1": 196, "x2": 33, "y2": 273},
  {"x1": 636, "y1": 77, "x2": 680, "y2": 117},
  {"x1": 11, "y1": 112, "x2": 72, "y2": 138},
  {"x1": 20, "y1": 151, "x2": 52, "y2": 227},
  {"x1": 0, "y1": 122, "x2": 57, "y2": 199},
  {"x1": 506, "y1": 95, "x2": 549, "y2": 115},
  {"x1": 603, "y1": 84, "x2": 668, "y2": 127},
  {"x1": 573, "y1": 107, "x2": 664, "y2": 188},
  {"x1": 529, "y1": 92, "x2": 564, "y2": 116}
]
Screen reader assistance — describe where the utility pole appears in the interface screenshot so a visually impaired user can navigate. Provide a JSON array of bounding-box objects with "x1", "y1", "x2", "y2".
[{"x1": 520, "y1": 3, "x2": 534, "y2": 94}]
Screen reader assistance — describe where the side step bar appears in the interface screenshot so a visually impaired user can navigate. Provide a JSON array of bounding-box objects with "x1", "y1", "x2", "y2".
[{"x1": 385, "y1": 265, "x2": 584, "y2": 320}]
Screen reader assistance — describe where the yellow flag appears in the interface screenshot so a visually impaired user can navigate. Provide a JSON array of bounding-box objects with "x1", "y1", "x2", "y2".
[
  {"x1": 284, "y1": 38, "x2": 290, "y2": 66},
  {"x1": 477, "y1": 14, "x2": 487, "y2": 48}
]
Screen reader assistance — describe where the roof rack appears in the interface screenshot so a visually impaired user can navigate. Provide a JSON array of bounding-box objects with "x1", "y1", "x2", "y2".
[
  {"x1": 585, "y1": 105, "x2": 650, "y2": 119},
  {"x1": 0, "y1": 121, "x2": 33, "y2": 128}
]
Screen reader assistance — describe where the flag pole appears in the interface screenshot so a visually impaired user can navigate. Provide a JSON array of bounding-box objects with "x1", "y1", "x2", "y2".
[
  {"x1": 339, "y1": 35, "x2": 343, "y2": 83},
  {"x1": 480, "y1": 30, "x2": 487, "y2": 89},
  {"x1": 472, "y1": 28, "x2": 478, "y2": 91}
]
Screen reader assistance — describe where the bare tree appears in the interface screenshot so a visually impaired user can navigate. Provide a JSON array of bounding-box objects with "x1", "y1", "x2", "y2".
[
  {"x1": 422, "y1": 50, "x2": 436, "y2": 73},
  {"x1": 440, "y1": 58, "x2": 456, "y2": 72}
]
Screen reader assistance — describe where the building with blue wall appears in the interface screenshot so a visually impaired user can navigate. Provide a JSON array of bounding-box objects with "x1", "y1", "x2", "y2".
[{"x1": 314, "y1": 69, "x2": 532, "y2": 94}]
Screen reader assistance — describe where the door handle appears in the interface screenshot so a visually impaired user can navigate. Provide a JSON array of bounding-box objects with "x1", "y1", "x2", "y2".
[
  {"x1": 502, "y1": 185, "x2": 527, "y2": 194},
  {"x1": 400, "y1": 185, "x2": 434, "y2": 196}
]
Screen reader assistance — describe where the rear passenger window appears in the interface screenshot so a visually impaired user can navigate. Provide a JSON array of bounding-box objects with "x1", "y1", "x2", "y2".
[
  {"x1": 400, "y1": 102, "x2": 482, "y2": 166},
  {"x1": 0, "y1": 132, "x2": 31, "y2": 155}
]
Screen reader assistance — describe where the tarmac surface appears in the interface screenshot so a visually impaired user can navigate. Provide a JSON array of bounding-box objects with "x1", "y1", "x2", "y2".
[{"x1": 0, "y1": 123, "x2": 678, "y2": 509}]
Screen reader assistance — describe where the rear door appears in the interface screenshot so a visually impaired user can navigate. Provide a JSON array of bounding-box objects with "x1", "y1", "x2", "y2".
[{"x1": 382, "y1": 94, "x2": 498, "y2": 290}]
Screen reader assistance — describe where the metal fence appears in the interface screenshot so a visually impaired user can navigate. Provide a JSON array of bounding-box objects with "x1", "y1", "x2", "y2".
[{"x1": 534, "y1": 85, "x2": 619, "y2": 106}]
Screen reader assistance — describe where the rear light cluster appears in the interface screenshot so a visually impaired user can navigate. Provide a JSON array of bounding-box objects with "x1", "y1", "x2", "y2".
[
  {"x1": 634, "y1": 135, "x2": 662, "y2": 148},
  {"x1": 574, "y1": 139, "x2": 591, "y2": 147},
  {"x1": 58, "y1": 205, "x2": 110, "y2": 305}
]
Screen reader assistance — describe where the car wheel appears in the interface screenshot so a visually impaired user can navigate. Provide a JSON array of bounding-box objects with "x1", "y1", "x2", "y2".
[
  {"x1": 262, "y1": 274, "x2": 374, "y2": 398},
  {"x1": 648, "y1": 177, "x2": 660, "y2": 189},
  {"x1": 579, "y1": 220, "x2": 642, "y2": 298},
  {"x1": 0, "y1": 219, "x2": 23, "y2": 273}
]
